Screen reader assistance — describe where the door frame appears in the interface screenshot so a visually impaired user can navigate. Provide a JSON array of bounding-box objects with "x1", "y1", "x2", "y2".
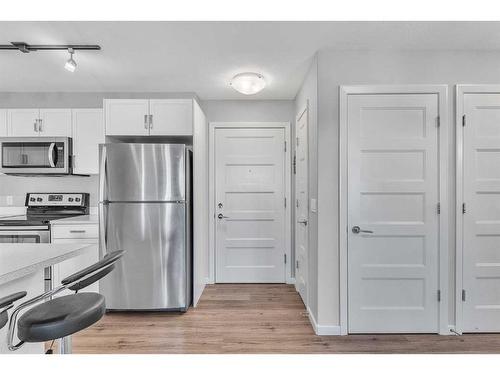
[
  {"x1": 455, "y1": 84, "x2": 500, "y2": 333},
  {"x1": 208, "y1": 122, "x2": 293, "y2": 284},
  {"x1": 339, "y1": 85, "x2": 449, "y2": 335},
  {"x1": 295, "y1": 104, "x2": 310, "y2": 304}
]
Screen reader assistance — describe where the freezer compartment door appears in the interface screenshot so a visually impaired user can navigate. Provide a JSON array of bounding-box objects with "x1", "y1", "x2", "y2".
[
  {"x1": 100, "y1": 202, "x2": 189, "y2": 310},
  {"x1": 100, "y1": 143, "x2": 185, "y2": 202}
]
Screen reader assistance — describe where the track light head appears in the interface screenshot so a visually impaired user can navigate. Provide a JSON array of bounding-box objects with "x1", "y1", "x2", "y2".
[{"x1": 64, "y1": 48, "x2": 76, "y2": 72}]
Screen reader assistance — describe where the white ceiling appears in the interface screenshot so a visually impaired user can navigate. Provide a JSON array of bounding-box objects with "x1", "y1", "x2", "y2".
[{"x1": 1, "y1": 21, "x2": 500, "y2": 99}]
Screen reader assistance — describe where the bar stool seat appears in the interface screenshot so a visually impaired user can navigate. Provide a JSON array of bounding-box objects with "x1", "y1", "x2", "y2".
[{"x1": 17, "y1": 293, "x2": 105, "y2": 343}]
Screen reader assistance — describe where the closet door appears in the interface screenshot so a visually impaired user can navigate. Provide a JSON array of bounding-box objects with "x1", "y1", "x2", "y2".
[{"x1": 462, "y1": 92, "x2": 500, "y2": 332}]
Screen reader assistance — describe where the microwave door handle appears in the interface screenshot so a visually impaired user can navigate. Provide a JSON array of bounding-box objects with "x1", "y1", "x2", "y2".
[{"x1": 48, "y1": 143, "x2": 56, "y2": 168}]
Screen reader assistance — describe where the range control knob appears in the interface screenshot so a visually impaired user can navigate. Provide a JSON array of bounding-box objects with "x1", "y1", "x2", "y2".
[
  {"x1": 75, "y1": 197, "x2": 81, "y2": 202},
  {"x1": 36, "y1": 198, "x2": 43, "y2": 202},
  {"x1": 30, "y1": 197, "x2": 35, "y2": 202},
  {"x1": 68, "y1": 198, "x2": 74, "y2": 202}
]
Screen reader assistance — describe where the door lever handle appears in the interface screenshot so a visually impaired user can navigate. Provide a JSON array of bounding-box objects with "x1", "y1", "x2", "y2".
[
  {"x1": 217, "y1": 213, "x2": 230, "y2": 220},
  {"x1": 352, "y1": 226, "x2": 373, "y2": 234},
  {"x1": 298, "y1": 219, "x2": 308, "y2": 225}
]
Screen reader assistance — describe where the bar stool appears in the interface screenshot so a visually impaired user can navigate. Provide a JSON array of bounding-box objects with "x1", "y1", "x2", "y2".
[{"x1": 3, "y1": 250, "x2": 124, "y2": 354}]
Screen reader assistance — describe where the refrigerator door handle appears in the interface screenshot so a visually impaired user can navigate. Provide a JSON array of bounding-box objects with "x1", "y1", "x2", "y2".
[
  {"x1": 99, "y1": 203, "x2": 108, "y2": 256},
  {"x1": 99, "y1": 145, "x2": 107, "y2": 202}
]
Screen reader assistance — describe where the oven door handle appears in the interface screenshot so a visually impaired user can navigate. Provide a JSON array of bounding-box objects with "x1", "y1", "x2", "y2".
[{"x1": 48, "y1": 142, "x2": 56, "y2": 168}]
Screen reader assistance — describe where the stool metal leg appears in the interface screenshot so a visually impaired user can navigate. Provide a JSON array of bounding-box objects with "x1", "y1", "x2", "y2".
[{"x1": 59, "y1": 336, "x2": 72, "y2": 354}]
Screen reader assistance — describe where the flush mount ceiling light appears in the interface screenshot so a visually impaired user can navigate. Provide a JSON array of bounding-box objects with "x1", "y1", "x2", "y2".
[
  {"x1": 230, "y1": 72, "x2": 266, "y2": 95},
  {"x1": 64, "y1": 48, "x2": 77, "y2": 72},
  {"x1": 0, "y1": 42, "x2": 100, "y2": 72}
]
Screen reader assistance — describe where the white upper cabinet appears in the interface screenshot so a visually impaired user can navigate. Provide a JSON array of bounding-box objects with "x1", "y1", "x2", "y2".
[
  {"x1": 7, "y1": 108, "x2": 40, "y2": 136},
  {"x1": 104, "y1": 99, "x2": 150, "y2": 136},
  {"x1": 149, "y1": 99, "x2": 193, "y2": 136},
  {"x1": 38, "y1": 108, "x2": 72, "y2": 136},
  {"x1": 0, "y1": 110, "x2": 6, "y2": 136},
  {"x1": 104, "y1": 98, "x2": 193, "y2": 136},
  {"x1": 72, "y1": 108, "x2": 104, "y2": 175},
  {"x1": 7, "y1": 108, "x2": 71, "y2": 137}
]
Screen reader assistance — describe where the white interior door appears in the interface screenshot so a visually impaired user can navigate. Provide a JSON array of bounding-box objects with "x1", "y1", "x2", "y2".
[
  {"x1": 347, "y1": 93, "x2": 440, "y2": 333},
  {"x1": 463, "y1": 93, "x2": 500, "y2": 332},
  {"x1": 295, "y1": 108, "x2": 309, "y2": 304},
  {"x1": 215, "y1": 127, "x2": 286, "y2": 283}
]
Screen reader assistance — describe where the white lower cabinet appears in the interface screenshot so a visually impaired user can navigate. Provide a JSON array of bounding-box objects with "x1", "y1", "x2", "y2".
[{"x1": 51, "y1": 224, "x2": 99, "y2": 295}]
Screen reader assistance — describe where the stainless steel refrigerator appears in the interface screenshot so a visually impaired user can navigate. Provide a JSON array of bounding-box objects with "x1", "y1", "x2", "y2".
[{"x1": 98, "y1": 143, "x2": 192, "y2": 311}]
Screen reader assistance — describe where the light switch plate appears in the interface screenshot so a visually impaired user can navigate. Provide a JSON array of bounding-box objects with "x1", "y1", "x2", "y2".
[{"x1": 310, "y1": 198, "x2": 317, "y2": 213}]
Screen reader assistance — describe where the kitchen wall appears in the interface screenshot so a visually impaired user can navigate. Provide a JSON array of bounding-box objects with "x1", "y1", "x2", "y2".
[
  {"x1": 315, "y1": 48, "x2": 500, "y2": 331},
  {"x1": 294, "y1": 55, "x2": 319, "y2": 324},
  {"x1": 200, "y1": 100, "x2": 294, "y2": 122},
  {"x1": 0, "y1": 95, "x2": 295, "y2": 212}
]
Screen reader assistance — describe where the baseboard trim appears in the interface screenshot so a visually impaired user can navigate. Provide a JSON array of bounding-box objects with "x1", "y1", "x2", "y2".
[
  {"x1": 287, "y1": 277, "x2": 296, "y2": 285},
  {"x1": 307, "y1": 306, "x2": 341, "y2": 336}
]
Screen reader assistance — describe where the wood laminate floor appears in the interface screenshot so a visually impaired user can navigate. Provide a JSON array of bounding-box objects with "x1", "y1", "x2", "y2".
[{"x1": 71, "y1": 284, "x2": 500, "y2": 354}]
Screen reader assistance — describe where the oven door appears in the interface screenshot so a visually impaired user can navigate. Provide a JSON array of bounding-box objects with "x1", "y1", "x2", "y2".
[
  {"x1": 0, "y1": 137, "x2": 71, "y2": 175},
  {"x1": 0, "y1": 228, "x2": 50, "y2": 243}
]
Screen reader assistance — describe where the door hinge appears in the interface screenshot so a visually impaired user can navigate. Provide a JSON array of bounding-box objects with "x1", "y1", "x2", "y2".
[
  {"x1": 284, "y1": 197, "x2": 287, "y2": 208},
  {"x1": 293, "y1": 153, "x2": 296, "y2": 175},
  {"x1": 284, "y1": 141, "x2": 287, "y2": 152},
  {"x1": 296, "y1": 199, "x2": 299, "y2": 208},
  {"x1": 296, "y1": 260, "x2": 299, "y2": 269},
  {"x1": 437, "y1": 203, "x2": 441, "y2": 214},
  {"x1": 462, "y1": 114, "x2": 466, "y2": 127},
  {"x1": 462, "y1": 289, "x2": 466, "y2": 301},
  {"x1": 462, "y1": 203, "x2": 466, "y2": 214},
  {"x1": 437, "y1": 116, "x2": 440, "y2": 127},
  {"x1": 296, "y1": 137, "x2": 299, "y2": 146},
  {"x1": 437, "y1": 290, "x2": 441, "y2": 302},
  {"x1": 284, "y1": 254, "x2": 287, "y2": 264}
]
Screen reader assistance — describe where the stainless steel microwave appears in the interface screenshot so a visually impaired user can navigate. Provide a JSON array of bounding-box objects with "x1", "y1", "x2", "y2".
[{"x1": 0, "y1": 137, "x2": 72, "y2": 175}]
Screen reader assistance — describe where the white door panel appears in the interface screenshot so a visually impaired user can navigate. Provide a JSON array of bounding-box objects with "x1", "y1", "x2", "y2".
[
  {"x1": 7, "y1": 108, "x2": 40, "y2": 136},
  {"x1": 463, "y1": 93, "x2": 500, "y2": 332},
  {"x1": 105, "y1": 99, "x2": 149, "y2": 136},
  {"x1": 215, "y1": 128, "x2": 286, "y2": 283},
  {"x1": 72, "y1": 109, "x2": 104, "y2": 175},
  {"x1": 347, "y1": 94, "x2": 440, "y2": 333},
  {"x1": 295, "y1": 108, "x2": 309, "y2": 304},
  {"x1": 39, "y1": 108, "x2": 72, "y2": 136},
  {"x1": 149, "y1": 99, "x2": 193, "y2": 136}
]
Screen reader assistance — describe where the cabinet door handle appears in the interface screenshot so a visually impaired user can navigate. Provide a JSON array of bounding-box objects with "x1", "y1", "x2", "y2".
[
  {"x1": 149, "y1": 114, "x2": 153, "y2": 129},
  {"x1": 69, "y1": 230, "x2": 86, "y2": 233},
  {"x1": 33, "y1": 120, "x2": 38, "y2": 132},
  {"x1": 144, "y1": 115, "x2": 148, "y2": 129},
  {"x1": 38, "y1": 119, "x2": 43, "y2": 132}
]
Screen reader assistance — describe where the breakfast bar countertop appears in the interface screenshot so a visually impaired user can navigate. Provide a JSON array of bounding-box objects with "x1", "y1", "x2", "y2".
[{"x1": 0, "y1": 244, "x2": 95, "y2": 285}]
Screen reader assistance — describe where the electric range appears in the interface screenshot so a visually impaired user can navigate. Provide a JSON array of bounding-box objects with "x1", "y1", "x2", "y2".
[{"x1": 0, "y1": 193, "x2": 90, "y2": 244}]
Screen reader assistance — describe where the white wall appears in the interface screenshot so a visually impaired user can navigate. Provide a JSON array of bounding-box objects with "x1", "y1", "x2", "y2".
[
  {"x1": 294, "y1": 55, "x2": 319, "y2": 322},
  {"x1": 201, "y1": 100, "x2": 294, "y2": 123},
  {"x1": 193, "y1": 99, "x2": 209, "y2": 305},
  {"x1": 315, "y1": 49, "x2": 500, "y2": 330}
]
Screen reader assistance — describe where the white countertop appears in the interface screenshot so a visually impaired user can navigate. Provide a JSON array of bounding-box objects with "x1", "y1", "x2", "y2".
[
  {"x1": 50, "y1": 214, "x2": 99, "y2": 225},
  {"x1": 0, "y1": 243, "x2": 95, "y2": 285}
]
